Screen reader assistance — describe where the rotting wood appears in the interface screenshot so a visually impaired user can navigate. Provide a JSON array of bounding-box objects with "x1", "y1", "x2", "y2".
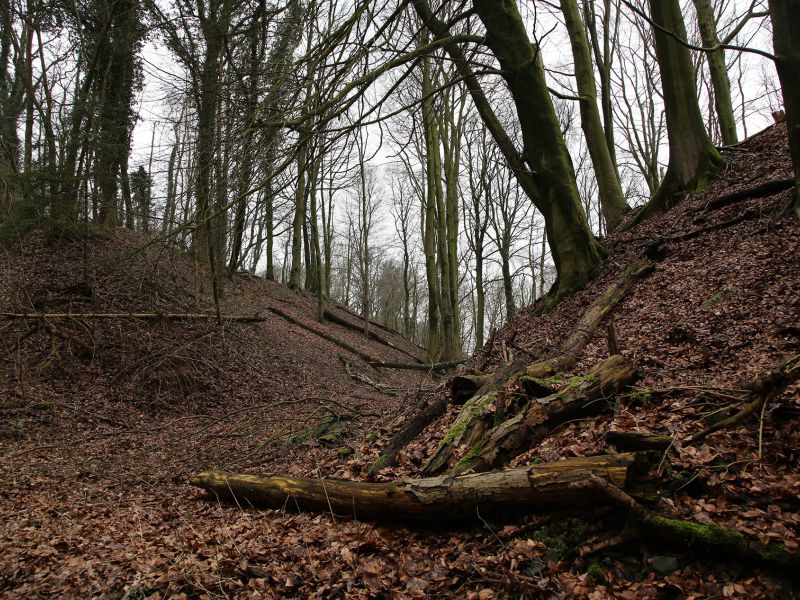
[
  {"x1": 370, "y1": 260, "x2": 654, "y2": 477},
  {"x1": 579, "y1": 474, "x2": 800, "y2": 570},
  {"x1": 422, "y1": 360, "x2": 527, "y2": 476},
  {"x1": 267, "y1": 307, "x2": 381, "y2": 364},
  {"x1": 606, "y1": 430, "x2": 673, "y2": 452},
  {"x1": 448, "y1": 354, "x2": 638, "y2": 475},
  {"x1": 191, "y1": 453, "x2": 636, "y2": 521},
  {"x1": 450, "y1": 373, "x2": 493, "y2": 404}
]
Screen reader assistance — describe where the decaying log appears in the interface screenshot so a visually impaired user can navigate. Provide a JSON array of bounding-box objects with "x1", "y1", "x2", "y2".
[
  {"x1": 267, "y1": 307, "x2": 380, "y2": 365},
  {"x1": 422, "y1": 361, "x2": 527, "y2": 476},
  {"x1": 372, "y1": 261, "x2": 654, "y2": 478},
  {"x1": 450, "y1": 374, "x2": 493, "y2": 404},
  {"x1": 450, "y1": 355, "x2": 638, "y2": 475},
  {"x1": 191, "y1": 453, "x2": 636, "y2": 521}
]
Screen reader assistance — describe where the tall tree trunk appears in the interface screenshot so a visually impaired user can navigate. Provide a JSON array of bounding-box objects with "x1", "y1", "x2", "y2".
[
  {"x1": 561, "y1": 0, "x2": 630, "y2": 231},
  {"x1": 472, "y1": 0, "x2": 604, "y2": 302},
  {"x1": 692, "y1": 0, "x2": 738, "y2": 145},
  {"x1": 288, "y1": 140, "x2": 307, "y2": 291},
  {"x1": 629, "y1": 0, "x2": 726, "y2": 226},
  {"x1": 768, "y1": 0, "x2": 800, "y2": 219}
]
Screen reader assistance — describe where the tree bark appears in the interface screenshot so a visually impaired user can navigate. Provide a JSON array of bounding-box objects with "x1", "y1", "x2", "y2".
[
  {"x1": 472, "y1": 0, "x2": 604, "y2": 301},
  {"x1": 768, "y1": 0, "x2": 800, "y2": 219},
  {"x1": 629, "y1": 0, "x2": 726, "y2": 227},
  {"x1": 692, "y1": 0, "x2": 738, "y2": 145},
  {"x1": 191, "y1": 453, "x2": 636, "y2": 521},
  {"x1": 561, "y1": 0, "x2": 630, "y2": 231},
  {"x1": 448, "y1": 354, "x2": 638, "y2": 475}
]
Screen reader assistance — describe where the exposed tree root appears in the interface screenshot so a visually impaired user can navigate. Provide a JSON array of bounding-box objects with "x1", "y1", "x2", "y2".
[{"x1": 686, "y1": 354, "x2": 800, "y2": 445}]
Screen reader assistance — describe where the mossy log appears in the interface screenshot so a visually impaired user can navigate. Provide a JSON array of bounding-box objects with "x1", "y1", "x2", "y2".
[
  {"x1": 422, "y1": 361, "x2": 527, "y2": 476},
  {"x1": 370, "y1": 261, "x2": 653, "y2": 477},
  {"x1": 451, "y1": 355, "x2": 638, "y2": 475},
  {"x1": 190, "y1": 453, "x2": 636, "y2": 522}
]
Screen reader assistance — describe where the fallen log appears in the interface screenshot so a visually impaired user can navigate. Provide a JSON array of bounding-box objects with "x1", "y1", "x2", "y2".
[
  {"x1": 422, "y1": 360, "x2": 527, "y2": 476},
  {"x1": 606, "y1": 431, "x2": 673, "y2": 452},
  {"x1": 0, "y1": 311, "x2": 270, "y2": 322},
  {"x1": 323, "y1": 309, "x2": 423, "y2": 363},
  {"x1": 450, "y1": 354, "x2": 638, "y2": 475},
  {"x1": 191, "y1": 453, "x2": 636, "y2": 521},
  {"x1": 370, "y1": 360, "x2": 466, "y2": 372},
  {"x1": 267, "y1": 307, "x2": 380, "y2": 365},
  {"x1": 372, "y1": 260, "x2": 654, "y2": 477}
]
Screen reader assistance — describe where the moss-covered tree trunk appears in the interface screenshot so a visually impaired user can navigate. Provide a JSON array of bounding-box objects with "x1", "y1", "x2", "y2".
[
  {"x1": 630, "y1": 0, "x2": 726, "y2": 226},
  {"x1": 692, "y1": 0, "x2": 738, "y2": 146},
  {"x1": 768, "y1": 0, "x2": 800, "y2": 219},
  {"x1": 472, "y1": 0, "x2": 604, "y2": 301},
  {"x1": 560, "y1": 0, "x2": 630, "y2": 232}
]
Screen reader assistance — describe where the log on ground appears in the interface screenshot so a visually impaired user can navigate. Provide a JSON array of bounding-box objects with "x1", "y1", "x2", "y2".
[
  {"x1": 452, "y1": 354, "x2": 638, "y2": 475},
  {"x1": 190, "y1": 453, "x2": 637, "y2": 522}
]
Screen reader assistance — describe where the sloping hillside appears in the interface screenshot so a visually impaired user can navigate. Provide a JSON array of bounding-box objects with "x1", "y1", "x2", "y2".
[{"x1": 1, "y1": 124, "x2": 799, "y2": 598}]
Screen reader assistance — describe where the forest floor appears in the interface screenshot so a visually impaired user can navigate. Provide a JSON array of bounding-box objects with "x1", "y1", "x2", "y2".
[{"x1": 1, "y1": 122, "x2": 799, "y2": 598}]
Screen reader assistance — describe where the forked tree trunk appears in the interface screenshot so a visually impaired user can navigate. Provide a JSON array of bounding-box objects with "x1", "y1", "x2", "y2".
[
  {"x1": 472, "y1": 0, "x2": 604, "y2": 302},
  {"x1": 629, "y1": 0, "x2": 726, "y2": 227}
]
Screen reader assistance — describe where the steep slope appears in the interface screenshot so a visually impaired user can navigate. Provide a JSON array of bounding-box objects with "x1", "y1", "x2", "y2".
[{"x1": 1, "y1": 123, "x2": 798, "y2": 599}]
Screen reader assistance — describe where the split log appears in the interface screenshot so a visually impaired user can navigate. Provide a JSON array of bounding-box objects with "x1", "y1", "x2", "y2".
[
  {"x1": 190, "y1": 453, "x2": 636, "y2": 522},
  {"x1": 422, "y1": 361, "x2": 527, "y2": 476},
  {"x1": 450, "y1": 355, "x2": 638, "y2": 475},
  {"x1": 0, "y1": 311, "x2": 270, "y2": 322},
  {"x1": 267, "y1": 307, "x2": 380, "y2": 365}
]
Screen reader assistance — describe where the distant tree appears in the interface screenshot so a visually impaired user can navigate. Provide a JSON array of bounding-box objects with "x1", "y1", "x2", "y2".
[{"x1": 129, "y1": 166, "x2": 152, "y2": 233}]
